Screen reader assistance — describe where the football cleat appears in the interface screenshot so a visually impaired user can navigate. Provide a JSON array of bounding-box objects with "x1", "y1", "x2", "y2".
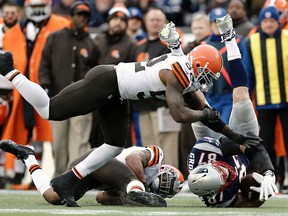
[
  {"x1": 159, "y1": 22, "x2": 181, "y2": 49},
  {"x1": 127, "y1": 191, "x2": 167, "y2": 207},
  {"x1": 50, "y1": 170, "x2": 80, "y2": 207},
  {"x1": 0, "y1": 140, "x2": 35, "y2": 162},
  {"x1": 216, "y1": 14, "x2": 236, "y2": 42}
]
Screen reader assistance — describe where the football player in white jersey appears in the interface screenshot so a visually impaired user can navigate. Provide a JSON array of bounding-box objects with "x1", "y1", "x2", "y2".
[
  {"x1": 187, "y1": 14, "x2": 278, "y2": 207},
  {"x1": 0, "y1": 22, "x2": 260, "y2": 207},
  {"x1": 0, "y1": 140, "x2": 183, "y2": 207}
]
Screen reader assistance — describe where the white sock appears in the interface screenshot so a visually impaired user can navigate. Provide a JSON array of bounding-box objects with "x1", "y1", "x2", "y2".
[
  {"x1": 225, "y1": 38, "x2": 241, "y2": 61},
  {"x1": 73, "y1": 144, "x2": 123, "y2": 178},
  {"x1": 126, "y1": 180, "x2": 145, "y2": 193},
  {"x1": 24, "y1": 155, "x2": 51, "y2": 195},
  {"x1": 9, "y1": 73, "x2": 50, "y2": 119}
]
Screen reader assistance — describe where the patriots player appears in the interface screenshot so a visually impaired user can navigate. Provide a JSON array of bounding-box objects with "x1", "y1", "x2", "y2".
[
  {"x1": 187, "y1": 14, "x2": 278, "y2": 207},
  {"x1": 0, "y1": 22, "x2": 259, "y2": 207},
  {"x1": 0, "y1": 141, "x2": 183, "y2": 206}
]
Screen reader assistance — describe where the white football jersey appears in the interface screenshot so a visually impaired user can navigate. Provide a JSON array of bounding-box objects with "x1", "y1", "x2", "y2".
[
  {"x1": 116, "y1": 53, "x2": 195, "y2": 100},
  {"x1": 115, "y1": 145, "x2": 164, "y2": 186}
]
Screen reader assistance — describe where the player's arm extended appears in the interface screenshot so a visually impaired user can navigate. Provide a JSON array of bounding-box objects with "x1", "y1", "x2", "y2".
[
  {"x1": 164, "y1": 70, "x2": 208, "y2": 123},
  {"x1": 125, "y1": 150, "x2": 151, "y2": 184}
]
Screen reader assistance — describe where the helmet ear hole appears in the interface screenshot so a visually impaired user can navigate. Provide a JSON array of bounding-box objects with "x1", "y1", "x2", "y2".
[{"x1": 196, "y1": 63, "x2": 201, "y2": 68}]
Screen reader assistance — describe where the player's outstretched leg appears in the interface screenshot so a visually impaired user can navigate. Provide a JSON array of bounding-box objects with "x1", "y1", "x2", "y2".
[
  {"x1": 127, "y1": 191, "x2": 167, "y2": 207},
  {"x1": 0, "y1": 140, "x2": 35, "y2": 162}
]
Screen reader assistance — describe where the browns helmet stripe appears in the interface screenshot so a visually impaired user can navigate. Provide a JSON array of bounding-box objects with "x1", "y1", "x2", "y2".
[{"x1": 171, "y1": 62, "x2": 189, "y2": 88}]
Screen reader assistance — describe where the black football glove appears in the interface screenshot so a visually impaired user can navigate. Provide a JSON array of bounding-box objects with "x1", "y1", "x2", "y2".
[
  {"x1": 202, "y1": 107, "x2": 220, "y2": 124},
  {"x1": 226, "y1": 130, "x2": 263, "y2": 146},
  {"x1": 0, "y1": 52, "x2": 15, "y2": 76}
]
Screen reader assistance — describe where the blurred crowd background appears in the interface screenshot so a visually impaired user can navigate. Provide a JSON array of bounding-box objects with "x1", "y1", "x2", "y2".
[{"x1": 0, "y1": 0, "x2": 287, "y2": 197}]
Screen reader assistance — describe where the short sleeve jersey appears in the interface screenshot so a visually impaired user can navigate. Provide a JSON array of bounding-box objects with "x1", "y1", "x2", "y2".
[
  {"x1": 115, "y1": 145, "x2": 164, "y2": 186},
  {"x1": 116, "y1": 53, "x2": 194, "y2": 100},
  {"x1": 187, "y1": 137, "x2": 250, "y2": 207}
]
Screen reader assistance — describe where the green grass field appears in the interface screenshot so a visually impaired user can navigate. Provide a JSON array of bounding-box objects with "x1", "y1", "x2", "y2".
[{"x1": 0, "y1": 190, "x2": 287, "y2": 216}]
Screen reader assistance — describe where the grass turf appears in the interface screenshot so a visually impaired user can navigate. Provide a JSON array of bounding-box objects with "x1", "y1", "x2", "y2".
[{"x1": 0, "y1": 190, "x2": 287, "y2": 216}]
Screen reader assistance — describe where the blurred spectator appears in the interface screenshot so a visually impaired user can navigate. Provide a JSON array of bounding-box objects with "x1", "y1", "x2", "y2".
[
  {"x1": 246, "y1": 6, "x2": 288, "y2": 193},
  {"x1": 248, "y1": 1, "x2": 288, "y2": 38},
  {"x1": 89, "y1": 3, "x2": 137, "y2": 148},
  {"x1": 52, "y1": 0, "x2": 76, "y2": 18},
  {"x1": 1, "y1": 0, "x2": 70, "y2": 189},
  {"x1": 132, "y1": 7, "x2": 180, "y2": 168},
  {"x1": 151, "y1": 0, "x2": 185, "y2": 26},
  {"x1": 202, "y1": 7, "x2": 248, "y2": 124},
  {"x1": 39, "y1": 1, "x2": 99, "y2": 177},
  {"x1": 127, "y1": 7, "x2": 146, "y2": 41},
  {"x1": 0, "y1": 1, "x2": 21, "y2": 189},
  {"x1": 88, "y1": 0, "x2": 113, "y2": 27},
  {"x1": 228, "y1": 0, "x2": 255, "y2": 37},
  {"x1": 183, "y1": 12, "x2": 211, "y2": 54},
  {"x1": 264, "y1": 0, "x2": 288, "y2": 29}
]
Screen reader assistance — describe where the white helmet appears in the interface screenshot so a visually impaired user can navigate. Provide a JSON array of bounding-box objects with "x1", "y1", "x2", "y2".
[
  {"x1": 25, "y1": 0, "x2": 52, "y2": 23},
  {"x1": 188, "y1": 161, "x2": 236, "y2": 197},
  {"x1": 150, "y1": 164, "x2": 184, "y2": 198}
]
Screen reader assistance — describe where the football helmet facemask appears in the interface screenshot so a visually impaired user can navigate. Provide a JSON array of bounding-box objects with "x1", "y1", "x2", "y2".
[
  {"x1": 188, "y1": 161, "x2": 236, "y2": 197},
  {"x1": 187, "y1": 44, "x2": 223, "y2": 92},
  {"x1": 25, "y1": 0, "x2": 52, "y2": 23},
  {"x1": 149, "y1": 164, "x2": 184, "y2": 198}
]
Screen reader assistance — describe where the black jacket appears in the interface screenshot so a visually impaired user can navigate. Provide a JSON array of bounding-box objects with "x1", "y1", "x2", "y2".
[{"x1": 39, "y1": 27, "x2": 100, "y2": 96}]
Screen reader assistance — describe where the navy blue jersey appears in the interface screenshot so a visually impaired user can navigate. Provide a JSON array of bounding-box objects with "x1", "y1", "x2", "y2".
[{"x1": 187, "y1": 137, "x2": 250, "y2": 207}]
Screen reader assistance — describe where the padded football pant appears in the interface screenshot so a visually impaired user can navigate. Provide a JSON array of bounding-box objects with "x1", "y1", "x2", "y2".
[{"x1": 49, "y1": 65, "x2": 130, "y2": 147}]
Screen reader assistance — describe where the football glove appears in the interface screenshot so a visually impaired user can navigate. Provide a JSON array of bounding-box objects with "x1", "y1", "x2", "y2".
[
  {"x1": 159, "y1": 22, "x2": 181, "y2": 49},
  {"x1": 202, "y1": 107, "x2": 220, "y2": 124},
  {"x1": 0, "y1": 52, "x2": 15, "y2": 76},
  {"x1": 250, "y1": 170, "x2": 278, "y2": 201},
  {"x1": 228, "y1": 130, "x2": 263, "y2": 146}
]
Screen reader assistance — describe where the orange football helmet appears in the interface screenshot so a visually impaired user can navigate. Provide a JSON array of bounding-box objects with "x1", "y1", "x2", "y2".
[{"x1": 187, "y1": 44, "x2": 223, "y2": 92}]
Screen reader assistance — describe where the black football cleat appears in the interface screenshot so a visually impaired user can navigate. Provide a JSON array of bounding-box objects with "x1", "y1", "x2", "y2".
[
  {"x1": 127, "y1": 191, "x2": 167, "y2": 207},
  {"x1": 0, "y1": 140, "x2": 35, "y2": 162},
  {"x1": 50, "y1": 170, "x2": 81, "y2": 207}
]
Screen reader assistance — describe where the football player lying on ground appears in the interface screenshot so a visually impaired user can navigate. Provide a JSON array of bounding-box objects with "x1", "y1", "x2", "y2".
[
  {"x1": 187, "y1": 14, "x2": 278, "y2": 208},
  {"x1": 0, "y1": 141, "x2": 183, "y2": 207},
  {"x1": 0, "y1": 22, "x2": 260, "y2": 207}
]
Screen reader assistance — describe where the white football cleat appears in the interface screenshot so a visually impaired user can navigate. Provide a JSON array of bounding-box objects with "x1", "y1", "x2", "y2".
[
  {"x1": 159, "y1": 22, "x2": 181, "y2": 49},
  {"x1": 216, "y1": 14, "x2": 236, "y2": 42}
]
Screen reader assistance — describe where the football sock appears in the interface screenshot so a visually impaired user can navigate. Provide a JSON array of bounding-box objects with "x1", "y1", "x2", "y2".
[
  {"x1": 8, "y1": 73, "x2": 50, "y2": 119},
  {"x1": 73, "y1": 144, "x2": 123, "y2": 179},
  {"x1": 24, "y1": 155, "x2": 51, "y2": 195},
  {"x1": 228, "y1": 59, "x2": 248, "y2": 88},
  {"x1": 225, "y1": 37, "x2": 241, "y2": 61},
  {"x1": 225, "y1": 38, "x2": 248, "y2": 88},
  {"x1": 126, "y1": 180, "x2": 145, "y2": 193}
]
